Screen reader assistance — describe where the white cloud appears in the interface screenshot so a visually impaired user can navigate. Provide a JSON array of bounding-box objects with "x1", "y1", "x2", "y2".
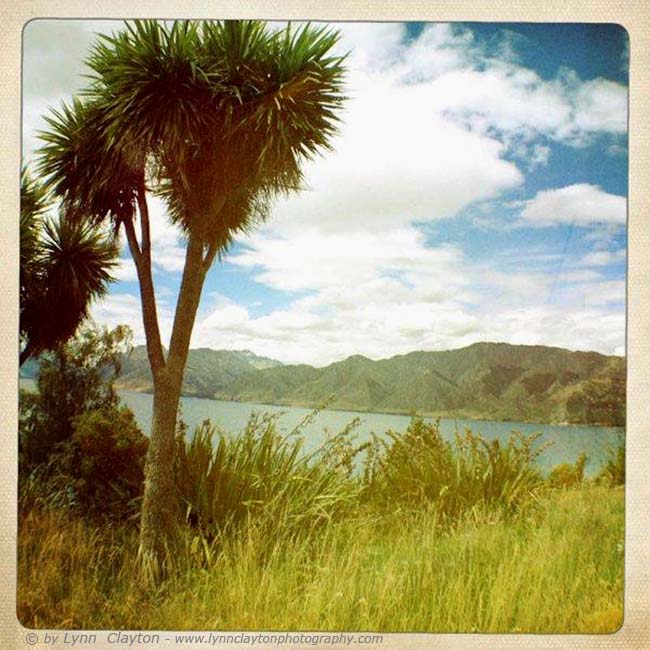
[
  {"x1": 259, "y1": 67, "x2": 523, "y2": 238},
  {"x1": 189, "y1": 283, "x2": 625, "y2": 366},
  {"x1": 573, "y1": 78, "x2": 628, "y2": 134},
  {"x1": 579, "y1": 249, "x2": 626, "y2": 266},
  {"x1": 92, "y1": 291, "x2": 175, "y2": 348},
  {"x1": 345, "y1": 23, "x2": 627, "y2": 152},
  {"x1": 390, "y1": 31, "x2": 627, "y2": 149},
  {"x1": 576, "y1": 280, "x2": 625, "y2": 307},
  {"x1": 481, "y1": 305, "x2": 625, "y2": 355},
  {"x1": 191, "y1": 227, "x2": 625, "y2": 366},
  {"x1": 146, "y1": 197, "x2": 187, "y2": 273},
  {"x1": 231, "y1": 228, "x2": 466, "y2": 293},
  {"x1": 426, "y1": 66, "x2": 572, "y2": 137},
  {"x1": 91, "y1": 293, "x2": 148, "y2": 342},
  {"x1": 519, "y1": 184, "x2": 626, "y2": 227}
]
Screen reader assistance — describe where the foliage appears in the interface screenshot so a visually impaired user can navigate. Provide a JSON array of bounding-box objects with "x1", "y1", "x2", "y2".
[
  {"x1": 20, "y1": 406, "x2": 148, "y2": 520},
  {"x1": 548, "y1": 452, "x2": 588, "y2": 489},
  {"x1": 20, "y1": 167, "x2": 118, "y2": 364},
  {"x1": 173, "y1": 413, "x2": 551, "y2": 543},
  {"x1": 173, "y1": 411, "x2": 362, "y2": 542},
  {"x1": 20, "y1": 167, "x2": 48, "y2": 308},
  {"x1": 362, "y1": 418, "x2": 548, "y2": 520},
  {"x1": 597, "y1": 436, "x2": 625, "y2": 486},
  {"x1": 19, "y1": 324, "x2": 132, "y2": 469},
  {"x1": 17, "y1": 486, "x2": 624, "y2": 632},
  {"x1": 37, "y1": 20, "x2": 347, "y2": 250}
]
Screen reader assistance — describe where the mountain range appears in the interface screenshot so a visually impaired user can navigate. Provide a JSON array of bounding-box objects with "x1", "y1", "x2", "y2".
[{"x1": 114, "y1": 342, "x2": 626, "y2": 426}]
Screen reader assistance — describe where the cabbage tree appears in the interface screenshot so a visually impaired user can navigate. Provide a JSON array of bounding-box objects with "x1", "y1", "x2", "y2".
[
  {"x1": 37, "y1": 19, "x2": 346, "y2": 575},
  {"x1": 20, "y1": 168, "x2": 118, "y2": 365}
]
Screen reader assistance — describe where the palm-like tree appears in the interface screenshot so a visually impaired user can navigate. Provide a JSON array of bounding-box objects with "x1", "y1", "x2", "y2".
[
  {"x1": 20, "y1": 168, "x2": 118, "y2": 366},
  {"x1": 37, "y1": 19, "x2": 346, "y2": 574}
]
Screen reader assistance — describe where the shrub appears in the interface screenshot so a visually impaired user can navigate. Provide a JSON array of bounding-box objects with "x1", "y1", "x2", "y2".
[
  {"x1": 548, "y1": 452, "x2": 588, "y2": 489},
  {"x1": 597, "y1": 438, "x2": 625, "y2": 486},
  {"x1": 174, "y1": 412, "x2": 363, "y2": 543},
  {"x1": 362, "y1": 418, "x2": 547, "y2": 521},
  {"x1": 20, "y1": 406, "x2": 147, "y2": 520},
  {"x1": 19, "y1": 324, "x2": 132, "y2": 471}
]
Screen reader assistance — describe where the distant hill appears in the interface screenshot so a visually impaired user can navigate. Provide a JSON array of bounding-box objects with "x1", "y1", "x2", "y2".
[
  {"x1": 114, "y1": 342, "x2": 625, "y2": 426},
  {"x1": 116, "y1": 346, "x2": 282, "y2": 397}
]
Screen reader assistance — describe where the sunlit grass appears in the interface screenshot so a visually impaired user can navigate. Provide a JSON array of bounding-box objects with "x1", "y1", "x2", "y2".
[{"x1": 18, "y1": 485, "x2": 623, "y2": 632}]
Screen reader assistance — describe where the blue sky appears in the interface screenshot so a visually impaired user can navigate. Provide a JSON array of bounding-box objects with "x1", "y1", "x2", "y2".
[{"x1": 23, "y1": 21, "x2": 628, "y2": 365}]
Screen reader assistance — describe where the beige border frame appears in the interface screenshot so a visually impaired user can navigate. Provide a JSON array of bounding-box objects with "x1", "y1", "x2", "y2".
[{"x1": 2, "y1": 1, "x2": 648, "y2": 648}]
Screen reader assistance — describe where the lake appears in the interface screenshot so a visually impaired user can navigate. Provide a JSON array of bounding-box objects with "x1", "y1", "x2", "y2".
[{"x1": 120, "y1": 390, "x2": 624, "y2": 477}]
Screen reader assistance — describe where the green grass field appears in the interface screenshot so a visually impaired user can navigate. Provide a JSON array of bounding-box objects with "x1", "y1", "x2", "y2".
[{"x1": 18, "y1": 484, "x2": 623, "y2": 633}]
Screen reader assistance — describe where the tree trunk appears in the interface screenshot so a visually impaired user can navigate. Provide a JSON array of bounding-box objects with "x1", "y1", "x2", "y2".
[
  {"x1": 137, "y1": 235, "x2": 210, "y2": 581},
  {"x1": 137, "y1": 368, "x2": 183, "y2": 579}
]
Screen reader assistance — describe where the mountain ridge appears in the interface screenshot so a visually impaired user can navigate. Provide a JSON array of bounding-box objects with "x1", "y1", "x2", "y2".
[{"x1": 114, "y1": 341, "x2": 625, "y2": 426}]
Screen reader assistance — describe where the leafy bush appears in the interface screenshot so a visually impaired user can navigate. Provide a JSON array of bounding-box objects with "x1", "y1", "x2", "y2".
[
  {"x1": 19, "y1": 324, "x2": 132, "y2": 471},
  {"x1": 20, "y1": 406, "x2": 148, "y2": 520},
  {"x1": 548, "y1": 452, "x2": 587, "y2": 489},
  {"x1": 597, "y1": 438, "x2": 625, "y2": 486},
  {"x1": 362, "y1": 418, "x2": 547, "y2": 521},
  {"x1": 174, "y1": 412, "x2": 362, "y2": 542}
]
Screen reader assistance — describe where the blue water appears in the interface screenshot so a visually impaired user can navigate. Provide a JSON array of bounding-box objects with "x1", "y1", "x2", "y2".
[{"x1": 120, "y1": 390, "x2": 624, "y2": 477}]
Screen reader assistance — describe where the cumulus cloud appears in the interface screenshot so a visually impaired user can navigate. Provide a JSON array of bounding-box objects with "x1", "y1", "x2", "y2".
[
  {"x1": 572, "y1": 78, "x2": 628, "y2": 135},
  {"x1": 519, "y1": 184, "x2": 627, "y2": 227},
  {"x1": 201, "y1": 24, "x2": 627, "y2": 363},
  {"x1": 230, "y1": 228, "x2": 466, "y2": 293},
  {"x1": 372, "y1": 24, "x2": 628, "y2": 151},
  {"x1": 145, "y1": 197, "x2": 188, "y2": 273},
  {"x1": 259, "y1": 68, "x2": 523, "y2": 238},
  {"x1": 192, "y1": 228, "x2": 624, "y2": 365},
  {"x1": 113, "y1": 257, "x2": 138, "y2": 283},
  {"x1": 189, "y1": 285, "x2": 625, "y2": 366}
]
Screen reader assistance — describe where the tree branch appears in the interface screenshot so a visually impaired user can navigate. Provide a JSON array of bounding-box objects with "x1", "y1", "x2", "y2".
[
  {"x1": 167, "y1": 235, "x2": 208, "y2": 381},
  {"x1": 124, "y1": 218, "x2": 142, "y2": 265},
  {"x1": 137, "y1": 176, "x2": 152, "y2": 261},
  {"x1": 202, "y1": 243, "x2": 218, "y2": 271},
  {"x1": 125, "y1": 194, "x2": 166, "y2": 376}
]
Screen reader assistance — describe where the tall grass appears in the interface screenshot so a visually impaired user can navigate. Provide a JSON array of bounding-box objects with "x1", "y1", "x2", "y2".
[
  {"x1": 363, "y1": 418, "x2": 548, "y2": 521},
  {"x1": 17, "y1": 413, "x2": 624, "y2": 632},
  {"x1": 18, "y1": 486, "x2": 624, "y2": 632},
  {"x1": 173, "y1": 413, "x2": 362, "y2": 543},
  {"x1": 174, "y1": 413, "x2": 548, "y2": 536}
]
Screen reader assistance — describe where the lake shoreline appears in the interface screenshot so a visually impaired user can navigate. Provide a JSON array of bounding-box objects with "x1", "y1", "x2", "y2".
[{"x1": 117, "y1": 386, "x2": 623, "y2": 430}]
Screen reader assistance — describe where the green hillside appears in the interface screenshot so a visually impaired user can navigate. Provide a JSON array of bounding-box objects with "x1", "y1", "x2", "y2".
[
  {"x1": 115, "y1": 342, "x2": 625, "y2": 426},
  {"x1": 117, "y1": 347, "x2": 282, "y2": 397}
]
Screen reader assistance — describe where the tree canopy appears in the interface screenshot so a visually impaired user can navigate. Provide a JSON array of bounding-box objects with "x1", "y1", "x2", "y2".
[
  {"x1": 38, "y1": 20, "x2": 347, "y2": 250},
  {"x1": 20, "y1": 168, "x2": 118, "y2": 365}
]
